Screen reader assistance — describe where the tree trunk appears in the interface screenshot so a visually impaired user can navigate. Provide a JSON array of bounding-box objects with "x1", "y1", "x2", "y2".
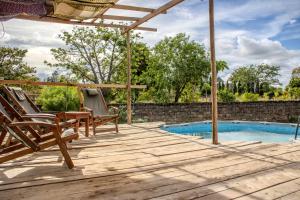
[{"x1": 174, "y1": 91, "x2": 180, "y2": 103}]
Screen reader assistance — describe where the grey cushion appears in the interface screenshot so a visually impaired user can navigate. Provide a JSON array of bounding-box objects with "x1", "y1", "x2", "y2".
[
  {"x1": 86, "y1": 88, "x2": 99, "y2": 96},
  {"x1": 12, "y1": 88, "x2": 26, "y2": 101}
]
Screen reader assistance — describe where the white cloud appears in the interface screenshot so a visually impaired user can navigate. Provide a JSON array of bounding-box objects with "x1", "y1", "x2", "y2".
[
  {"x1": 23, "y1": 47, "x2": 56, "y2": 79},
  {"x1": 289, "y1": 19, "x2": 297, "y2": 25},
  {"x1": 218, "y1": 37, "x2": 300, "y2": 86}
]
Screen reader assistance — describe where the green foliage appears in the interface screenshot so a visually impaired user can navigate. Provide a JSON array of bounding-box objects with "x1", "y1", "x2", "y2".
[
  {"x1": 114, "y1": 42, "x2": 151, "y2": 102},
  {"x1": 218, "y1": 89, "x2": 236, "y2": 102},
  {"x1": 229, "y1": 64, "x2": 280, "y2": 94},
  {"x1": 46, "y1": 70, "x2": 78, "y2": 83},
  {"x1": 0, "y1": 47, "x2": 37, "y2": 80},
  {"x1": 289, "y1": 87, "x2": 300, "y2": 99},
  {"x1": 180, "y1": 83, "x2": 201, "y2": 103},
  {"x1": 143, "y1": 33, "x2": 212, "y2": 103},
  {"x1": 45, "y1": 27, "x2": 131, "y2": 84},
  {"x1": 37, "y1": 87, "x2": 80, "y2": 111},
  {"x1": 287, "y1": 67, "x2": 300, "y2": 99},
  {"x1": 240, "y1": 92, "x2": 259, "y2": 102}
]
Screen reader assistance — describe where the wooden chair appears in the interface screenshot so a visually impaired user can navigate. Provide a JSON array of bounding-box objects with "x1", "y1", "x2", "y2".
[
  {"x1": 2, "y1": 86, "x2": 77, "y2": 132},
  {"x1": 80, "y1": 88, "x2": 119, "y2": 134},
  {"x1": 0, "y1": 94, "x2": 78, "y2": 169}
]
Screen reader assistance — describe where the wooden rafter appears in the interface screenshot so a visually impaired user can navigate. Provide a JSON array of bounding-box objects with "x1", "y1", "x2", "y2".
[
  {"x1": 90, "y1": 3, "x2": 165, "y2": 23},
  {"x1": 112, "y1": 4, "x2": 166, "y2": 14},
  {"x1": 15, "y1": 15, "x2": 157, "y2": 32},
  {"x1": 100, "y1": 15, "x2": 140, "y2": 21},
  {"x1": 123, "y1": 0, "x2": 184, "y2": 33}
]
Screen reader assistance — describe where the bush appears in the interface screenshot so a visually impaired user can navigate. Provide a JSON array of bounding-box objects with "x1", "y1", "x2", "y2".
[
  {"x1": 240, "y1": 92, "x2": 259, "y2": 102},
  {"x1": 218, "y1": 89, "x2": 236, "y2": 102},
  {"x1": 36, "y1": 86, "x2": 80, "y2": 111},
  {"x1": 289, "y1": 87, "x2": 300, "y2": 99}
]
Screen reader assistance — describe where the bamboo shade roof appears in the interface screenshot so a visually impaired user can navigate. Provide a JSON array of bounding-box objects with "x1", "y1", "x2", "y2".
[{"x1": 1, "y1": 0, "x2": 185, "y2": 33}]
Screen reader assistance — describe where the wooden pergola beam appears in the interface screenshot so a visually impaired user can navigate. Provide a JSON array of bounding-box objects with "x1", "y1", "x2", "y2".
[
  {"x1": 209, "y1": 0, "x2": 218, "y2": 145},
  {"x1": 123, "y1": 0, "x2": 184, "y2": 33},
  {"x1": 112, "y1": 4, "x2": 166, "y2": 14},
  {"x1": 100, "y1": 15, "x2": 140, "y2": 21},
  {"x1": 15, "y1": 15, "x2": 157, "y2": 32},
  {"x1": 126, "y1": 31, "x2": 132, "y2": 125},
  {"x1": 0, "y1": 80, "x2": 147, "y2": 89}
]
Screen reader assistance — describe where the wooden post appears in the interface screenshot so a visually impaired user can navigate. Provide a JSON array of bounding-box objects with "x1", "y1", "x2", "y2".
[
  {"x1": 126, "y1": 31, "x2": 132, "y2": 125},
  {"x1": 209, "y1": 0, "x2": 218, "y2": 144}
]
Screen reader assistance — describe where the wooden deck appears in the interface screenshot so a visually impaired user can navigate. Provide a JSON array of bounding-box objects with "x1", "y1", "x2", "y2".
[{"x1": 1, "y1": 122, "x2": 300, "y2": 200}]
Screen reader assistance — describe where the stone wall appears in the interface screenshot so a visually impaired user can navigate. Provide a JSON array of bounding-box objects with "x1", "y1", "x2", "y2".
[{"x1": 117, "y1": 101, "x2": 300, "y2": 124}]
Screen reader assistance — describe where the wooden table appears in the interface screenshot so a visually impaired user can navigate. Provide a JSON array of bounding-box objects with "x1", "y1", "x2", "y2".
[{"x1": 65, "y1": 112, "x2": 90, "y2": 137}]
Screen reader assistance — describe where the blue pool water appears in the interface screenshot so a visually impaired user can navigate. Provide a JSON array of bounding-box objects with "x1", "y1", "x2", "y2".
[{"x1": 161, "y1": 121, "x2": 297, "y2": 143}]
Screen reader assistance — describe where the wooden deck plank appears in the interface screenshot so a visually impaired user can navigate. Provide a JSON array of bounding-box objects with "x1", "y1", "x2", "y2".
[
  {"x1": 2, "y1": 143, "x2": 300, "y2": 193},
  {"x1": 0, "y1": 123, "x2": 300, "y2": 200},
  {"x1": 276, "y1": 190, "x2": 300, "y2": 200},
  {"x1": 0, "y1": 141, "x2": 257, "y2": 188}
]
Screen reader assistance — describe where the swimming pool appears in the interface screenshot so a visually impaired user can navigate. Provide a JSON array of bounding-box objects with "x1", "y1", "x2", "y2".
[{"x1": 161, "y1": 121, "x2": 298, "y2": 143}]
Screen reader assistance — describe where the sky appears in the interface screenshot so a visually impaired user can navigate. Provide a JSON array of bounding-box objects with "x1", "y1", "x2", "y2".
[{"x1": 1, "y1": 0, "x2": 300, "y2": 86}]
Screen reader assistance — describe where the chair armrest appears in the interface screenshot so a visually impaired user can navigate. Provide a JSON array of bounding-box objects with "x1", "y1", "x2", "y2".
[
  {"x1": 109, "y1": 106, "x2": 119, "y2": 115},
  {"x1": 22, "y1": 114, "x2": 56, "y2": 120},
  {"x1": 9, "y1": 121, "x2": 56, "y2": 128},
  {"x1": 59, "y1": 119, "x2": 77, "y2": 128},
  {"x1": 82, "y1": 107, "x2": 92, "y2": 112},
  {"x1": 81, "y1": 107, "x2": 94, "y2": 118},
  {"x1": 40, "y1": 111, "x2": 60, "y2": 114}
]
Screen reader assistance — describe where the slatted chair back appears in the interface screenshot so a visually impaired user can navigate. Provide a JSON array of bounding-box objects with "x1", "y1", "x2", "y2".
[
  {"x1": 81, "y1": 88, "x2": 109, "y2": 116},
  {"x1": 0, "y1": 94, "x2": 42, "y2": 149},
  {"x1": 0, "y1": 97, "x2": 38, "y2": 151},
  {"x1": 2, "y1": 86, "x2": 40, "y2": 115}
]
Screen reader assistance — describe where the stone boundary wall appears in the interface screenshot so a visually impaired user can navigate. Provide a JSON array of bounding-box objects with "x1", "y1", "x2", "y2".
[{"x1": 112, "y1": 101, "x2": 300, "y2": 124}]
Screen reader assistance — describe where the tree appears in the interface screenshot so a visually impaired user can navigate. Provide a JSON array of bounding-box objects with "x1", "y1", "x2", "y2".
[
  {"x1": 46, "y1": 27, "x2": 136, "y2": 84},
  {"x1": 229, "y1": 64, "x2": 280, "y2": 94},
  {"x1": 287, "y1": 67, "x2": 300, "y2": 99},
  {"x1": 144, "y1": 33, "x2": 211, "y2": 103},
  {"x1": 46, "y1": 69, "x2": 78, "y2": 83},
  {"x1": 113, "y1": 42, "x2": 151, "y2": 102},
  {"x1": 288, "y1": 67, "x2": 300, "y2": 88},
  {"x1": 0, "y1": 47, "x2": 37, "y2": 80}
]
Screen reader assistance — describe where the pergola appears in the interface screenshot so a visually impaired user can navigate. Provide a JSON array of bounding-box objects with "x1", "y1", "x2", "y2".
[{"x1": 1, "y1": 0, "x2": 219, "y2": 144}]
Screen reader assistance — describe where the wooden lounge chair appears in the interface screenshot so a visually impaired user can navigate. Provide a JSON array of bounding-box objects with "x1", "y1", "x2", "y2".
[
  {"x1": 0, "y1": 94, "x2": 78, "y2": 169},
  {"x1": 2, "y1": 86, "x2": 78, "y2": 132},
  {"x1": 81, "y1": 88, "x2": 119, "y2": 134}
]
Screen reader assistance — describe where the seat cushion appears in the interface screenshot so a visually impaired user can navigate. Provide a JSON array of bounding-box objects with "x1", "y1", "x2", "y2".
[
  {"x1": 12, "y1": 87, "x2": 26, "y2": 101},
  {"x1": 86, "y1": 88, "x2": 99, "y2": 96},
  {"x1": 61, "y1": 128, "x2": 76, "y2": 137}
]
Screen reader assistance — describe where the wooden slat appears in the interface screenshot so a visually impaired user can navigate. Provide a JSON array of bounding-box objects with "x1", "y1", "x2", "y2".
[
  {"x1": 101, "y1": 15, "x2": 140, "y2": 21},
  {"x1": 0, "y1": 80, "x2": 147, "y2": 89},
  {"x1": 123, "y1": 0, "x2": 184, "y2": 33},
  {"x1": 90, "y1": 0, "x2": 120, "y2": 23},
  {"x1": 112, "y1": 4, "x2": 166, "y2": 13},
  {"x1": 15, "y1": 15, "x2": 157, "y2": 32}
]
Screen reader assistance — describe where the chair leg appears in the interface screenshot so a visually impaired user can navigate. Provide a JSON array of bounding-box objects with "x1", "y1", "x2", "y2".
[
  {"x1": 115, "y1": 118, "x2": 119, "y2": 133},
  {"x1": 93, "y1": 122, "x2": 96, "y2": 135},
  {"x1": 53, "y1": 129, "x2": 74, "y2": 169}
]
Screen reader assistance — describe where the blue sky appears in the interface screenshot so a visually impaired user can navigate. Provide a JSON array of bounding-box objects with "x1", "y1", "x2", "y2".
[{"x1": 1, "y1": 0, "x2": 300, "y2": 86}]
